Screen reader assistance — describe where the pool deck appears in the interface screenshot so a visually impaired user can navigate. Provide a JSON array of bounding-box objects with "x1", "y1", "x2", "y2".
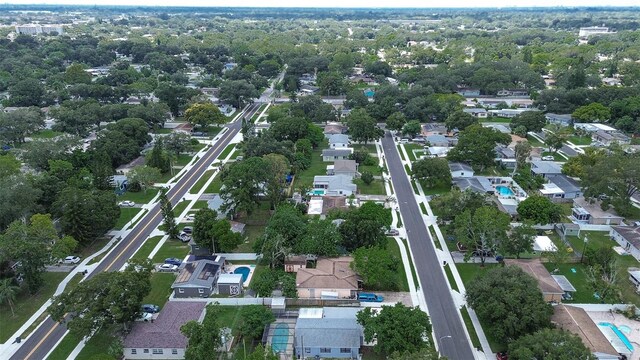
[
  {"x1": 225, "y1": 264, "x2": 256, "y2": 288},
  {"x1": 588, "y1": 311, "x2": 640, "y2": 359}
]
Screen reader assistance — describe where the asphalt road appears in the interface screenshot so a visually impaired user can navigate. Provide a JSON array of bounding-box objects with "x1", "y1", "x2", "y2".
[
  {"x1": 381, "y1": 131, "x2": 476, "y2": 360},
  {"x1": 10, "y1": 103, "x2": 262, "y2": 360}
]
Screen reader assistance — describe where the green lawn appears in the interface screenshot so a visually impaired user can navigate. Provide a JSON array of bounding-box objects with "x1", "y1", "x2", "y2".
[
  {"x1": 526, "y1": 134, "x2": 544, "y2": 147},
  {"x1": 205, "y1": 173, "x2": 223, "y2": 193},
  {"x1": 153, "y1": 128, "x2": 173, "y2": 134},
  {"x1": 401, "y1": 239, "x2": 419, "y2": 286},
  {"x1": 75, "y1": 330, "x2": 118, "y2": 360},
  {"x1": 189, "y1": 169, "x2": 215, "y2": 194},
  {"x1": 117, "y1": 188, "x2": 159, "y2": 204},
  {"x1": 397, "y1": 145, "x2": 406, "y2": 161},
  {"x1": 31, "y1": 129, "x2": 63, "y2": 139},
  {"x1": 568, "y1": 135, "x2": 592, "y2": 145},
  {"x1": 46, "y1": 333, "x2": 82, "y2": 360},
  {"x1": 456, "y1": 263, "x2": 499, "y2": 287},
  {"x1": 175, "y1": 153, "x2": 195, "y2": 166},
  {"x1": 542, "y1": 151, "x2": 567, "y2": 162},
  {"x1": 151, "y1": 240, "x2": 190, "y2": 263},
  {"x1": 358, "y1": 164, "x2": 383, "y2": 176},
  {"x1": 444, "y1": 264, "x2": 459, "y2": 292},
  {"x1": 353, "y1": 144, "x2": 378, "y2": 153},
  {"x1": 131, "y1": 236, "x2": 164, "y2": 261},
  {"x1": 142, "y1": 273, "x2": 176, "y2": 309},
  {"x1": 404, "y1": 144, "x2": 423, "y2": 162},
  {"x1": 192, "y1": 200, "x2": 209, "y2": 209},
  {"x1": 235, "y1": 225, "x2": 265, "y2": 253},
  {"x1": 460, "y1": 306, "x2": 482, "y2": 350},
  {"x1": 387, "y1": 240, "x2": 410, "y2": 292},
  {"x1": 292, "y1": 144, "x2": 327, "y2": 190},
  {"x1": 114, "y1": 207, "x2": 142, "y2": 230},
  {"x1": 219, "y1": 144, "x2": 236, "y2": 160},
  {"x1": 354, "y1": 179, "x2": 386, "y2": 195},
  {"x1": 215, "y1": 306, "x2": 242, "y2": 331},
  {"x1": 0, "y1": 272, "x2": 68, "y2": 343},
  {"x1": 542, "y1": 263, "x2": 600, "y2": 304},
  {"x1": 420, "y1": 183, "x2": 452, "y2": 196},
  {"x1": 172, "y1": 200, "x2": 190, "y2": 217},
  {"x1": 419, "y1": 202, "x2": 428, "y2": 214}
]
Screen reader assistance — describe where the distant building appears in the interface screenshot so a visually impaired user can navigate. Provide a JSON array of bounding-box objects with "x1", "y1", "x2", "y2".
[
  {"x1": 462, "y1": 108, "x2": 488, "y2": 118},
  {"x1": 456, "y1": 88, "x2": 481, "y2": 97},
  {"x1": 545, "y1": 113, "x2": 573, "y2": 127},
  {"x1": 488, "y1": 109, "x2": 531, "y2": 118},
  {"x1": 593, "y1": 130, "x2": 631, "y2": 146},
  {"x1": 539, "y1": 175, "x2": 582, "y2": 202},
  {"x1": 15, "y1": 24, "x2": 64, "y2": 35},
  {"x1": 579, "y1": 26, "x2": 613, "y2": 38},
  {"x1": 496, "y1": 89, "x2": 529, "y2": 97}
]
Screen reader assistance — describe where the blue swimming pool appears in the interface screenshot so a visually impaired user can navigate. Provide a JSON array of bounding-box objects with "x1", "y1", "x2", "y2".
[
  {"x1": 272, "y1": 322, "x2": 289, "y2": 353},
  {"x1": 234, "y1": 266, "x2": 251, "y2": 283},
  {"x1": 496, "y1": 185, "x2": 514, "y2": 197},
  {"x1": 599, "y1": 322, "x2": 634, "y2": 352}
]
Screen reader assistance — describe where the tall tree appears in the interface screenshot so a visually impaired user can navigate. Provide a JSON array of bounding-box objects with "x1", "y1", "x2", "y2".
[
  {"x1": 508, "y1": 329, "x2": 596, "y2": 360},
  {"x1": 64, "y1": 63, "x2": 92, "y2": 84},
  {"x1": 0, "y1": 174, "x2": 42, "y2": 230},
  {"x1": 53, "y1": 187, "x2": 119, "y2": 244},
  {"x1": 544, "y1": 132, "x2": 566, "y2": 153},
  {"x1": 454, "y1": 206, "x2": 510, "y2": 266},
  {"x1": 159, "y1": 189, "x2": 178, "y2": 240},
  {"x1": 402, "y1": 120, "x2": 422, "y2": 139},
  {"x1": 447, "y1": 124, "x2": 510, "y2": 171},
  {"x1": 514, "y1": 141, "x2": 532, "y2": 173},
  {"x1": 516, "y1": 195, "x2": 562, "y2": 225},
  {"x1": 0, "y1": 278, "x2": 20, "y2": 316},
  {"x1": 295, "y1": 218, "x2": 342, "y2": 256},
  {"x1": 445, "y1": 111, "x2": 477, "y2": 132},
  {"x1": 502, "y1": 223, "x2": 535, "y2": 258},
  {"x1": 262, "y1": 153, "x2": 290, "y2": 209},
  {"x1": 220, "y1": 157, "x2": 268, "y2": 216},
  {"x1": 352, "y1": 245, "x2": 401, "y2": 291},
  {"x1": 146, "y1": 140, "x2": 171, "y2": 174},
  {"x1": 127, "y1": 166, "x2": 161, "y2": 193},
  {"x1": 339, "y1": 203, "x2": 390, "y2": 251},
  {"x1": 237, "y1": 305, "x2": 275, "y2": 340},
  {"x1": 181, "y1": 304, "x2": 223, "y2": 360},
  {"x1": 509, "y1": 111, "x2": 546, "y2": 133},
  {"x1": 346, "y1": 108, "x2": 384, "y2": 144},
  {"x1": 0, "y1": 107, "x2": 45, "y2": 145},
  {"x1": 193, "y1": 208, "x2": 220, "y2": 253},
  {"x1": 357, "y1": 303, "x2": 433, "y2": 355},
  {"x1": 412, "y1": 158, "x2": 452, "y2": 189},
  {"x1": 572, "y1": 103, "x2": 611, "y2": 122},
  {"x1": 466, "y1": 266, "x2": 553, "y2": 343},
  {"x1": 219, "y1": 80, "x2": 259, "y2": 109},
  {"x1": 184, "y1": 103, "x2": 227, "y2": 128},
  {"x1": 386, "y1": 112, "x2": 406, "y2": 132},
  {"x1": 582, "y1": 152, "x2": 640, "y2": 216}
]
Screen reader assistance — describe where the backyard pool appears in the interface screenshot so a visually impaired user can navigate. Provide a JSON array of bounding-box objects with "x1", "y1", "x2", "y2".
[
  {"x1": 272, "y1": 322, "x2": 289, "y2": 353},
  {"x1": 234, "y1": 266, "x2": 251, "y2": 283},
  {"x1": 496, "y1": 185, "x2": 514, "y2": 197},
  {"x1": 599, "y1": 322, "x2": 634, "y2": 352}
]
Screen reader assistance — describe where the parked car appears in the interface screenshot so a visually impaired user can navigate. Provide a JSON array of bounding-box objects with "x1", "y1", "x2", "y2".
[
  {"x1": 182, "y1": 226, "x2": 193, "y2": 234},
  {"x1": 385, "y1": 228, "x2": 399, "y2": 236},
  {"x1": 158, "y1": 264, "x2": 178, "y2": 272},
  {"x1": 118, "y1": 200, "x2": 135, "y2": 207},
  {"x1": 142, "y1": 304, "x2": 160, "y2": 313},
  {"x1": 164, "y1": 258, "x2": 182, "y2": 266},
  {"x1": 541, "y1": 155, "x2": 555, "y2": 161},
  {"x1": 184, "y1": 214, "x2": 196, "y2": 222},
  {"x1": 61, "y1": 256, "x2": 81, "y2": 265},
  {"x1": 136, "y1": 312, "x2": 153, "y2": 322},
  {"x1": 358, "y1": 293, "x2": 384, "y2": 302},
  {"x1": 178, "y1": 232, "x2": 192, "y2": 243}
]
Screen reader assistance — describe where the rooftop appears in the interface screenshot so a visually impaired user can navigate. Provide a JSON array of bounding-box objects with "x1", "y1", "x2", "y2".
[
  {"x1": 172, "y1": 258, "x2": 223, "y2": 289},
  {"x1": 296, "y1": 257, "x2": 359, "y2": 290},
  {"x1": 530, "y1": 160, "x2": 562, "y2": 175},
  {"x1": 449, "y1": 162, "x2": 473, "y2": 173},
  {"x1": 327, "y1": 134, "x2": 350, "y2": 144},
  {"x1": 295, "y1": 307, "x2": 363, "y2": 348},
  {"x1": 612, "y1": 226, "x2": 640, "y2": 249},
  {"x1": 123, "y1": 302, "x2": 206, "y2": 349},
  {"x1": 452, "y1": 177, "x2": 494, "y2": 194},
  {"x1": 322, "y1": 148, "x2": 353, "y2": 157},
  {"x1": 551, "y1": 305, "x2": 618, "y2": 356},
  {"x1": 547, "y1": 175, "x2": 581, "y2": 194},
  {"x1": 504, "y1": 258, "x2": 563, "y2": 295},
  {"x1": 573, "y1": 197, "x2": 623, "y2": 221},
  {"x1": 334, "y1": 159, "x2": 357, "y2": 172}
]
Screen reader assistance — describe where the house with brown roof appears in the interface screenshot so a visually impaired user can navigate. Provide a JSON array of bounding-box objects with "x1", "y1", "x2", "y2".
[
  {"x1": 551, "y1": 305, "x2": 620, "y2": 360},
  {"x1": 285, "y1": 255, "x2": 307, "y2": 273},
  {"x1": 123, "y1": 301, "x2": 206, "y2": 359},
  {"x1": 504, "y1": 259, "x2": 564, "y2": 302},
  {"x1": 296, "y1": 257, "x2": 360, "y2": 299}
]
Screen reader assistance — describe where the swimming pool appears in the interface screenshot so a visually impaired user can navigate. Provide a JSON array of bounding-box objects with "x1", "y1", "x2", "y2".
[
  {"x1": 495, "y1": 185, "x2": 514, "y2": 197},
  {"x1": 234, "y1": 266, "x2": 251, "y2": 283},
  {"x1": 618, "y1": 325, "x2": 632, "y2": 334},
  {"x1": 599, "y1": 322, "x2": 634, "y2": 352},
  {"x1": 272, "y1": 322, "x2": 289, "y2": 353}
]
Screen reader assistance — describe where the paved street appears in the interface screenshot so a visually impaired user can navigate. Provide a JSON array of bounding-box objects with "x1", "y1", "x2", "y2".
[
  {"x1": 381, "y1": 131, "x2": 476, "y2": 359},
  {"x1": 10, "y1": 103, "x2": 262, "y2": 360}
]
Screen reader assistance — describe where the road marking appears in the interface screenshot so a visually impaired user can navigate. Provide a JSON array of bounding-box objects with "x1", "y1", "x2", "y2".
[{"x1": 20, "y1": 104, "x2": 259, "y2": 360}]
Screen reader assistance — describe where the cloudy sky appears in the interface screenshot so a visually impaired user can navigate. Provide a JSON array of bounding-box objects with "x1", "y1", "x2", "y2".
[{"x1": 5, "y1": 0, "x2": 640, "y2": 8}]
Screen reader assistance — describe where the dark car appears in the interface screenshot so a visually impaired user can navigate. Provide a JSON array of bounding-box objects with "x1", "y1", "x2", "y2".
[
  {"x1": 142, "y1": 304, "x2": 160, "y2": 313},
  {"x1": 164, "y1": 258, "x2": 182, "y2": 266},
  {"x1": 182, "y1": 226, "x2": 193, "y2": 234}
]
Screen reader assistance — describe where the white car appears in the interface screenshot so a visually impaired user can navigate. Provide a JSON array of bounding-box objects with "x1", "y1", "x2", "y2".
[
  {"x1": 136, "y1": 312, "x2": 153, "y2": 322},
  {"x1": 61, "y1": 256, "x2": 81, "y2": 265},
  {"x1": 541, "y1": 156, "x2": 555, "y2": 161},
  {"x1": 118, "y1": 200, "x2": 135, "y2": 207},
  {"x1": 184, "y1": 214, "x2": 196, "y2": 222},
  {"x1": 158, "y1": 264, "x2": 178, "y2": 272}
]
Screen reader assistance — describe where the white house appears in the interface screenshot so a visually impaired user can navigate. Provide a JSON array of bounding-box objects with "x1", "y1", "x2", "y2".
[
  {"x1": 463, "y1": 108, "x2": 488, "y2": 118},
  {"x1": 449, "y1": 162, "x2": 474, "y2": 178},
  {"x1": 610, "y1": 226, "x2": 640, "y2": 261},
  {"x1": 327, "y1": 134, "x2": 350, "y2": 149},
  {"x1": 313, "y1": 175, "x2": 357, "y2": 196},
  {"x1": 322, "y1": 148, "x2": 353, "y2": 162}
]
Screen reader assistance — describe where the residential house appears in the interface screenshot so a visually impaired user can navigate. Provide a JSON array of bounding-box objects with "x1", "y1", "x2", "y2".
[
  {"x1": 216, "y1": 273, "x2": 243, "y2": 296},
  {"x1": 456, "y1": 88, "x2": 481, "y2": 97},
  {"x1": 296, "y1": 257, "x2": 360, "y2": 299},
  {"x1": 593, "y1": 130, "x2": 631, "y2": 146},
  {"x1": 300, "y1": 85, "x2": 320, "y2": 95},
  {"x1": 551, "y1": 305, "x2": 620, "y2": 360},
  {"x1": 488, "y1": 109, "x2": 532, "y2": 118},
  {"x1": 602, "y1": 77, "x2": 622, "y2": 87},
  {"x1": 571, "y1": 197, "x2": 624, "y2": 225},
  {"x1": 123, "y1": 302, "x2": 206, "y2": 359},
  {"x1": 188, "y1": 239, "x2": 210, "y2": 257},
  {"x1": 285, "y1": 255, "x2": 308, "y2": 273},
  {"x1": 610, "y1": 226, "x2": 640, "y2": 261},
  {"x1": 294, "y1": 307, "x2": 364, "y2": 359},
  {"x1": 171, "y1": 257, "x2": 225, "y2": 298},
  {"x1": 327, "y1": 134, "x2": 350, "y2": 149},
  {"x1": 313, "y1": 175, "x2": 357, "y2": 196},
  {"x1": 574, "y1": 123, "x2": 617, "y2": 133},
  {"x1": 539, "y1": 175, "x2": 582, "y2": 202},
  {"x1": 299, "y1": 73, "x2": 316, "y2": 85},
  {"x1": 545, "y1": 113, "x2": 573, "y2": 127},
  {"x1": 628, "y1": 268, "x2": 640, "y2": 293},
  {"x1": 324, "y1": 123, "x2": 347, "y2": 136},
  {"x1": 579, "y1": 26, "x2": 612, "y2": 38},
  {"x1": 530, "y1": 160, "x2": 563, "y2": 179},
  {"x1": 229, "y1": 221, "x2": 246, "y2": 235},
  {"x1": 449, "y1": 162, "x2": 474, "y2": 178},
  {"x1": 497, "y1": 89, "x2": 529, "y2": 97},
  {"x1": 426, "y1": 146, "x2": 450, "y2": 158},
  {"x1": 462, "y1": 108, "x2": 488, "y2": 118},
  {"x1": 452, "y1": 177, "x2": 495, "y2": 194},
  {"x1": 494, "y1": 145, "x2": 516, "y2": 169},
  {"x1": 206, "y1": 195, "x2": 229, "y2": 219},
  {"x1": 504, "y1": 259, "x2": 564, "y2": 303},
  {"x1": 322, "y1": 148, "x2": 353, "y2": 162},
  {"x1": 425, "y1": 134, "x2": 449, "y2": 147},
  {"x1": 327, "y1": 160, "x2": 358, "y2": 177}
]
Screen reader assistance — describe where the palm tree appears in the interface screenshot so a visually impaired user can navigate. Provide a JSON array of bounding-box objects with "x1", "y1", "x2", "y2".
[{"x1": 0, "y1": 278, "x2": 20, "y2": 316}]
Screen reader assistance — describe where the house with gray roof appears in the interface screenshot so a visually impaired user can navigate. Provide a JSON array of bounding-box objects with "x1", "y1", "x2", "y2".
[
  {"x1": 611, "y1": 226, "x2": 640, "y2": 261},
  {"x1": 545, "y1": 113, "x2": 573, "y2": 127},
  {"x1": 463, "y1": 108, "x2": 488, "y2": 118},
  {"x1": 322, "y1": 148, "x2": 353, "y2": 162},
  {"x1": 327, "y1": 134, "x2": 350, "y2": 149},
  {"x1": 539, "y1": 175, "x2": 582, "y2": 202},
  {"x1": 452, "y1": 177, "x2": 495, "y2": 194},
  {"x1": 313, "y1": 175, "x2": 357, "y2": 196},
  {"x1": 495, "y1": 145, "x2": 516, "y2": 169},
  {"x1": 449, "y1": 162, "x2": 474, "y2": 178},
  {"x1": 530, "y1": 160, "x2": 562, "y2": 179},
  {"x1": 327, "y1": 160, "x2": 358, "y2": 177},
  {"x1": 206, "y1": 195, "x2": 228, "y2": 219},
  {"x1": 425, "y1": 134, "x2": 449, "y2": 147},
  {"x1": 123, "y1": 301, "x2": 206, "y2": 359},
  {"x1": 294, "y1": 307, "x2": 364, "y2": 359},
  {"x1": 172, "y1": 257, "x2": 225, "y2": 298}
]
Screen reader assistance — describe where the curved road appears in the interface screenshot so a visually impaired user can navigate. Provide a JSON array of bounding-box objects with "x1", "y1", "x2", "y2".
[
  {"x1": 10, "y1": 103, "x2": 262, "y2": 360},
  {"x1": 381, "y1": 131, "x2": 476, "y2": 360}
]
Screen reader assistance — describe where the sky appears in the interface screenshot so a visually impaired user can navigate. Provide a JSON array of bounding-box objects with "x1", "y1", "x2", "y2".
[{"x1": 4, "y1": 0, "x2": 640, "y2": 8}]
